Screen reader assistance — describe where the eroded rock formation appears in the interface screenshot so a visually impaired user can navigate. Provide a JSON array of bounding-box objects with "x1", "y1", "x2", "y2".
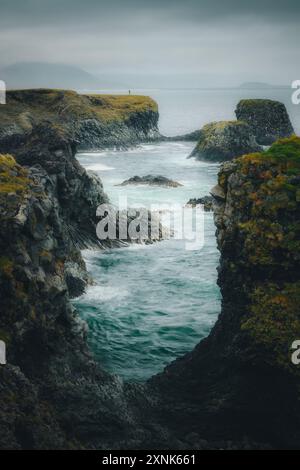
[
  {"x1": 235, "y1": 99, "x2": 294, "y2": 145},
  {"x1": 151, "y1": 136, "x2": 300, "y2": 449},
  {"x1": 189, "y1": 120, "x2": 261, "y2": 162}
]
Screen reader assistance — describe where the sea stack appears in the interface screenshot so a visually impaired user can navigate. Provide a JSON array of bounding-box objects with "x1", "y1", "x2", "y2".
[{"x1": 235, "y1": 99, "x2": 294, "y2": 145}]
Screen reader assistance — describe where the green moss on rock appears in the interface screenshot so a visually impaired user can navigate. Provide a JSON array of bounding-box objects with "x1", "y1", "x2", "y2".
[
  {"x1": 0, "y1": 89, "x2": 158, "y2": 127},
  {"x1": 241, "y1": 282, "x2": 300, "y2": 372},
  {"x1": 190, "y1": 120, "x2": 261, "y2": 162},
  {"x1": 216, "y1": 136, "x2": 300, "y2": 373}
]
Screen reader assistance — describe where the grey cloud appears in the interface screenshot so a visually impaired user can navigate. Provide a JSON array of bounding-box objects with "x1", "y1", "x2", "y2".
[{"x1": 0, "y1": 0, "x2": 299, "y2": 87}]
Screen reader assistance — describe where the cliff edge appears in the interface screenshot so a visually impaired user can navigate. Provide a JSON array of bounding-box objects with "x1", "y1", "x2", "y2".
[{"x1": 0, "y1": 89, "x2": 161, "y2": 152}]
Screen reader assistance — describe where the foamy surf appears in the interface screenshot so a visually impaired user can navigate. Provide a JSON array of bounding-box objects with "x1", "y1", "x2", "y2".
[
  {"x1": 86, "y1": 163, "x2": 115, "y2": 171},
  {"x1": 78, "y1": 284, "x2": 129, "y2": 304}
]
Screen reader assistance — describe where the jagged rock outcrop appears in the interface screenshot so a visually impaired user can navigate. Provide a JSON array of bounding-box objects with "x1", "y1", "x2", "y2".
[
  {"x1": 186, "y1": 196, "x2": 214, "y2": 211},
  {"x1": 0, "y1": 89, "x2": 161, "y2": 152},
  {"x1": 0, "y1": 153, "x2": 157, "y2": 449},
  {"x1": 151, "y1": 136, "x2": 300, "y2": 449},
  {"x1": 189, "y1": 120, "x2": 261, "y2": 161},
  {"x1": 235, "y1": 99, "x2": 294, "y2": 145},
  {"x1": 117, "y1": 175, "x2": 182, "y2": 187},
  {"x1": 1, "y1": 121, "x2": 110, "y2": 297},
  {"x1": 0, "y1": 127, "x2": 177, "y2": 449}
]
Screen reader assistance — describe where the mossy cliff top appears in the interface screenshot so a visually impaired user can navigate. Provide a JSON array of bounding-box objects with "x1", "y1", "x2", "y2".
[
  {"x1": 0, "y1": 89, "x2": 158, "y2": 127},
  {"x1": 237, "y1": 98, "x2": 283, "y2": 108},
  {"x1": 215, "y1": 136, "x2": 300, "y2": 373},
  {"x1": 0, "y1": 89, "x2": 160, "y2": 151}
]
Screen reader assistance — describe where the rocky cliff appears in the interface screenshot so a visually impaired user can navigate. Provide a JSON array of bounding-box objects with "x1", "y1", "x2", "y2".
[
  {"x1": 235, "y1": 99, "x2": 294, "y2": 145},
  {"x1": 0, "y1": 89, "x2": 161, "y2": 152},
  {"x1": 0, "y1": 122, "x2": 169, "y2": 449},
  {"x1": 151, "y1": 136, "x2": 300, "y2": 449}
]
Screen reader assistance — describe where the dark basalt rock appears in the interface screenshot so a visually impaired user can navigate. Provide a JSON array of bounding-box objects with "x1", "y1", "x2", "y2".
[
  {"x1": 117, "y1": 175, "x2": 183, "y2": 187},
  {"x1": 235, "y1": 99, "x2": 294, "y2": 145},
  {"x1": 0, "y1": 129, "x2": 170, "y2": 450},
  {"x1": 189, "y1": 120, "x2": 261, "y2": 162}
]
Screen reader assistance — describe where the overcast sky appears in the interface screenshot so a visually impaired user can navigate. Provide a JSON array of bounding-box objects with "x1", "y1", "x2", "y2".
[{"x1": 0, "y1": 0, "x2": 300, "y2": 87}]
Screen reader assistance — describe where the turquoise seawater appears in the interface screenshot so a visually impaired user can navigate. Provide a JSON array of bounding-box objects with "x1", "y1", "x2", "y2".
[
  {"x1": 74, "y1": 87, "x2": 299, "y2": 381},
  {"x1": 75, "y1": 142, "x2": 220, "y2": 381}
]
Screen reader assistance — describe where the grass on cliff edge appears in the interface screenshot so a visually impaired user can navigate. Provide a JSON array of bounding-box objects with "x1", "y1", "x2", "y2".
[
  {"x1": 233, "y1": 136, "x2": 300, "y2": 267},
  {"x1": 0, "y1": 89, "x2": 158, "y2": 127},
  {"x1": 240, "y1": 135, "x2": 300, "y2": 174},
  {"x1": 236, "y1": 98, "x2": 286, "y2": 109}
]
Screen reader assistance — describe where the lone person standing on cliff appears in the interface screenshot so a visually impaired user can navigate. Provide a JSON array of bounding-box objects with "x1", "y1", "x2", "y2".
[{"x1": 128, "y1": 90, "x2": 131, "y2": 95}]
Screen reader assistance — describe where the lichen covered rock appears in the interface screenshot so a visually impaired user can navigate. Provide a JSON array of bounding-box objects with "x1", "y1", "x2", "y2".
[
  {"x1": 235, "y1": 99, "x2": 294, "y2": 145},
  {"x1": 215, "y1": 136, "x2": 300, "y2": 371},
  {"x1": 189, "y1": 120, "x2": 261, "y2": 161},
  {"x1": 152, "y1": 136, "x2": 300, "y2": 448}
]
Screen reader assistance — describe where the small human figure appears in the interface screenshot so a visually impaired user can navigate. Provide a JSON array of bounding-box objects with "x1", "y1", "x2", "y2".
[{"x1": 128, "y1": 89, "x2": 131, "y2": 95}]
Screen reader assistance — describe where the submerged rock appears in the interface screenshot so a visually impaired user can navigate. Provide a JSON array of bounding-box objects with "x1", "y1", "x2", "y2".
[
  {"x1": 235, "y1": 99, "x2": 294, "y2": 145},
  {"x1": 189, "y1": 120, "x2": 261, "y2": 162},
  {"x1": 117, "y1": 175, "x2": 183, "y2": 187}
]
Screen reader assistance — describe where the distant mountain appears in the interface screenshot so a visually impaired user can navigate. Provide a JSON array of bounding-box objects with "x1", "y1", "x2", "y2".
[
  {"x1": 239, "y1": 81, "x2": 287, "y2": 89},
  {"x1": 0, "y1": 62, "x2": 123, "y2": 90}
]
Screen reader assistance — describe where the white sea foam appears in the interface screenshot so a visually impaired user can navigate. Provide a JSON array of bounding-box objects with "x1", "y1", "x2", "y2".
[
  {"x1": 80, "y1": 284, "x2": 129, "y2": 303},
  {"x1": 86, "y1": 163, "x2": 115, "y2": 171}
]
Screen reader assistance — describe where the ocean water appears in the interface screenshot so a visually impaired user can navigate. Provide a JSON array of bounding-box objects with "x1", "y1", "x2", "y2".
[
  {"x1": 75, "y1": 87, "x2": 299, "y2": 381},
  {"x1": 84, "y1": 87, "x2": 300, "y2": 136}
]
